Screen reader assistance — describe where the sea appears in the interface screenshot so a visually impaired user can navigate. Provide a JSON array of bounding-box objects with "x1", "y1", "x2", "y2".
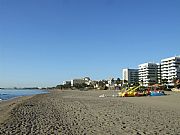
[{"x1": 0, "y1": 89, "x2": 48, "y2": 101}]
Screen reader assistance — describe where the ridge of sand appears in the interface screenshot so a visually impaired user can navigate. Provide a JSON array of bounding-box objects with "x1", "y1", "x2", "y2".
[{"x1": 0, "y1": 96, "x2": 33, "y2": 124}]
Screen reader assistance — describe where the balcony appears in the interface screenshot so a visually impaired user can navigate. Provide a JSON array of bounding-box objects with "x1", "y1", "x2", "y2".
[
  {"x1": 161, "y1": 66, "x2": 169, "y2": 68},
  {"x1": 161, "y1": 71, "x2": 168, "y2": 74}
]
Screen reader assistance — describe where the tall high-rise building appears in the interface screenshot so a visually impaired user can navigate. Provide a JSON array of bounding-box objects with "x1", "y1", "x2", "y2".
[
  {"x1": 122, "y1": 68, "x2": 139, "y2": 84},
  {"x1": 161, "y1": 56, "x2": 180, "y2": 85},
  {"x1": 157, "y1": 63, "x2": 161, "y2": 84},
  {"x1": 138, "y1": 63, "x2": 159, "y2": 86}
]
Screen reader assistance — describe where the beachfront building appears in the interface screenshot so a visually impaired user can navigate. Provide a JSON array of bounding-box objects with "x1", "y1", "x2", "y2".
[
  {"x1": 62, "y1": 81, "x2": 71, "y2": 85},
  {"x1": 71, "y1": 79, "x2": 85, "y2": 86},
  {"x1": 71, "y1": 77, "x2": 91, "y2": 86},
  {"x1": 138, "y1": 63, "x2": 159, "y2": 86},
  {"x1": 84, "y1": 77, "x2": 91, "y2": 85},
  {"x1": 157, "y1": 63, "x2": 161, "y2": 84},
  {"x1": 122, "y1": 68, "x2": 139, "y2": 84},
  {"x1": 161, "y1": 56, "x2": 180, "y2": 85}
]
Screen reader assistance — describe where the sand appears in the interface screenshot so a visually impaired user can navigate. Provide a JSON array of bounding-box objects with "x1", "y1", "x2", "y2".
[
  {"x1": 0, "y1": 96, "x2": 33, "y2": 124},
  {"x1": 0, "y1": 90, "x2": 180, "y2": 135}
]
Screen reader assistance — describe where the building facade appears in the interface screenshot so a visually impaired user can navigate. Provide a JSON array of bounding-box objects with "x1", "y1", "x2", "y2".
[
  {"x1": 71, "y1": 77, "x2": 91, "y2": 86},
  {"x1": 62, "y1": 81, "x2": 71, "y2": 85},
  {"x1": 138, "y1": 63, "x2": 159, "y2": 86},
  {"x1": 161, "y1": 56, "x2": 180, "y2": 85},
  {"x1": 122, "y1": 68, "x2": 139, "y2": 84},
  {"x1": 157, "y1": 64, "x2": 161, "y2": 84},
  {"x1": 71, "y1": 79, "x2": 85, "y2": 86}
]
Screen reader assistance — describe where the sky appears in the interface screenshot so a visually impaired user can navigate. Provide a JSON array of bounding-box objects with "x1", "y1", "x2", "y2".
[{"x1": 0, "y1": 0, "x2": 180, "y2": 88}]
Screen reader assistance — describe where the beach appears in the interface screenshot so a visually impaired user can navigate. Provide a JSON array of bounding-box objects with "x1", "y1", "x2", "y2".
[{"x1": 0, "y1": 90, "x2": 180, "y2": 135}]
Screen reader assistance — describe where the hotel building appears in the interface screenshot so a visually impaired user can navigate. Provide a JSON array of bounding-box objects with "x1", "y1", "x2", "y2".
[
  {"x1": 122, "y1": 68, "x2": 139, "y2": 84},
  {"x1": 138, "y1": 63, "x2": 159, "y2": 86},
  {"x1": 71, "y1": 77, "x2": 91, "y2": 86},
  {"x1": 161, "y1": 56, "x2": 180, "y2": 85}
]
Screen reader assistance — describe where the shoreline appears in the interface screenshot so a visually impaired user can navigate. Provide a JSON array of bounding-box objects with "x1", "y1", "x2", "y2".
[
  {"x1": 0, "y1": 89, "x2": 49, "y2": 102},
  {"x1": 0, "y1": 90, "x2": 50, "y2": 124},
  {"x1": 0, "y1": 90, "x2": 180, "y2": 134}
]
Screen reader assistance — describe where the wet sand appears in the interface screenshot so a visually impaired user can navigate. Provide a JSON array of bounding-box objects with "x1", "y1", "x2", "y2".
[{"x1": 0, "y1": 90, "x2": 180, "y2": 135}]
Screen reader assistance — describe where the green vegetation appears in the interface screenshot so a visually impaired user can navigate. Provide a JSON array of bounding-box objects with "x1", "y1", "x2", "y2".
[{"x1": 56, "y1": 84, "x2": 71, "y2": 89}]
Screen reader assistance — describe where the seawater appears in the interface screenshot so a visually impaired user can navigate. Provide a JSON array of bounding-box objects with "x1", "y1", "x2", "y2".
[{"x1": 0, "y1": 89, "x2": 48, "y2": 101}]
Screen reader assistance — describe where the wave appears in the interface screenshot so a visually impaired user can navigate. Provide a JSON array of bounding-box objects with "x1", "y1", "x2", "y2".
[{"x1": 0, "y1": 94, "x2": 8, "y2": 95}]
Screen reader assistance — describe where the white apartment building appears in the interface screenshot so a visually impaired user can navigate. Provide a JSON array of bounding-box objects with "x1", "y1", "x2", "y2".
[
  {"x1": 71, "y1": 77, "x2": 91, "y2": 86},
  {"x1": 138, "y1": 63, "x2": 159, "y2": 86},
  {"x1": 161, "y1": 56, "x2": 180, "y2": 85},
  {"x1": 157, "y1": 64, "x2": 161, "y2": 84},
  {"x1": 122, "y1": 68, "x2": 139, "y2": 84},
  {"x1": 62, "y1": 81, "x2": 71, "y2": 85},
  {"x1": 71, "y1": 79, "x2": 85, "y2": 86}
]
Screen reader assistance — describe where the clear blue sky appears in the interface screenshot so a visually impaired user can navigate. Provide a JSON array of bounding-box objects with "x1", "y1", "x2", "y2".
[{"x1": 0, "y1": 0, "x2": 180, "y2": 88}]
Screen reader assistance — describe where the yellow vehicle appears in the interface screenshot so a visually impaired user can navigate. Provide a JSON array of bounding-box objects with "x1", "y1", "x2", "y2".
[{"x1": 119, "y1": 86, "x2": 141, "y2": 97}]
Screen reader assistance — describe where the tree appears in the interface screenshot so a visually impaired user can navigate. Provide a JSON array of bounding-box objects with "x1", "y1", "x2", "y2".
[
  {"x1": 116, "y1": 78, "x2": 121, "y2": 85},
  {"x1": 140, "y1": 80, "x2": 143, "y2": 86},
  {"x1": 123, "y1": 80, "x2": 128, "y2": 84},
  {"x1": 173, "y1": 77, "x2": 178, "y2": 87},
  {"x1": 133, "y1": 82, "x2": 140, "y2": 86},
  {"x1": 73, "y1": 83, "x2": 88, "y2": 89},
  {"x1": 162, "y1": 79, "x2": 168, "y2": 85},
  {"x1": 56, "y1": 85, "x2": 64, "y2": 89},
  {"x1": 111, "y1": 78, "x2": 115, "y2": 84}
]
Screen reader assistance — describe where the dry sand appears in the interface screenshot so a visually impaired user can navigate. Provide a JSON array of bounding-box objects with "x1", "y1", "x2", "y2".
[
  {"x1": 0, "y1": 90, "x2": 180, "y2": 135},
  {"x1": 0, "y1": 96, "x2": 33, "y2": 124}
]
